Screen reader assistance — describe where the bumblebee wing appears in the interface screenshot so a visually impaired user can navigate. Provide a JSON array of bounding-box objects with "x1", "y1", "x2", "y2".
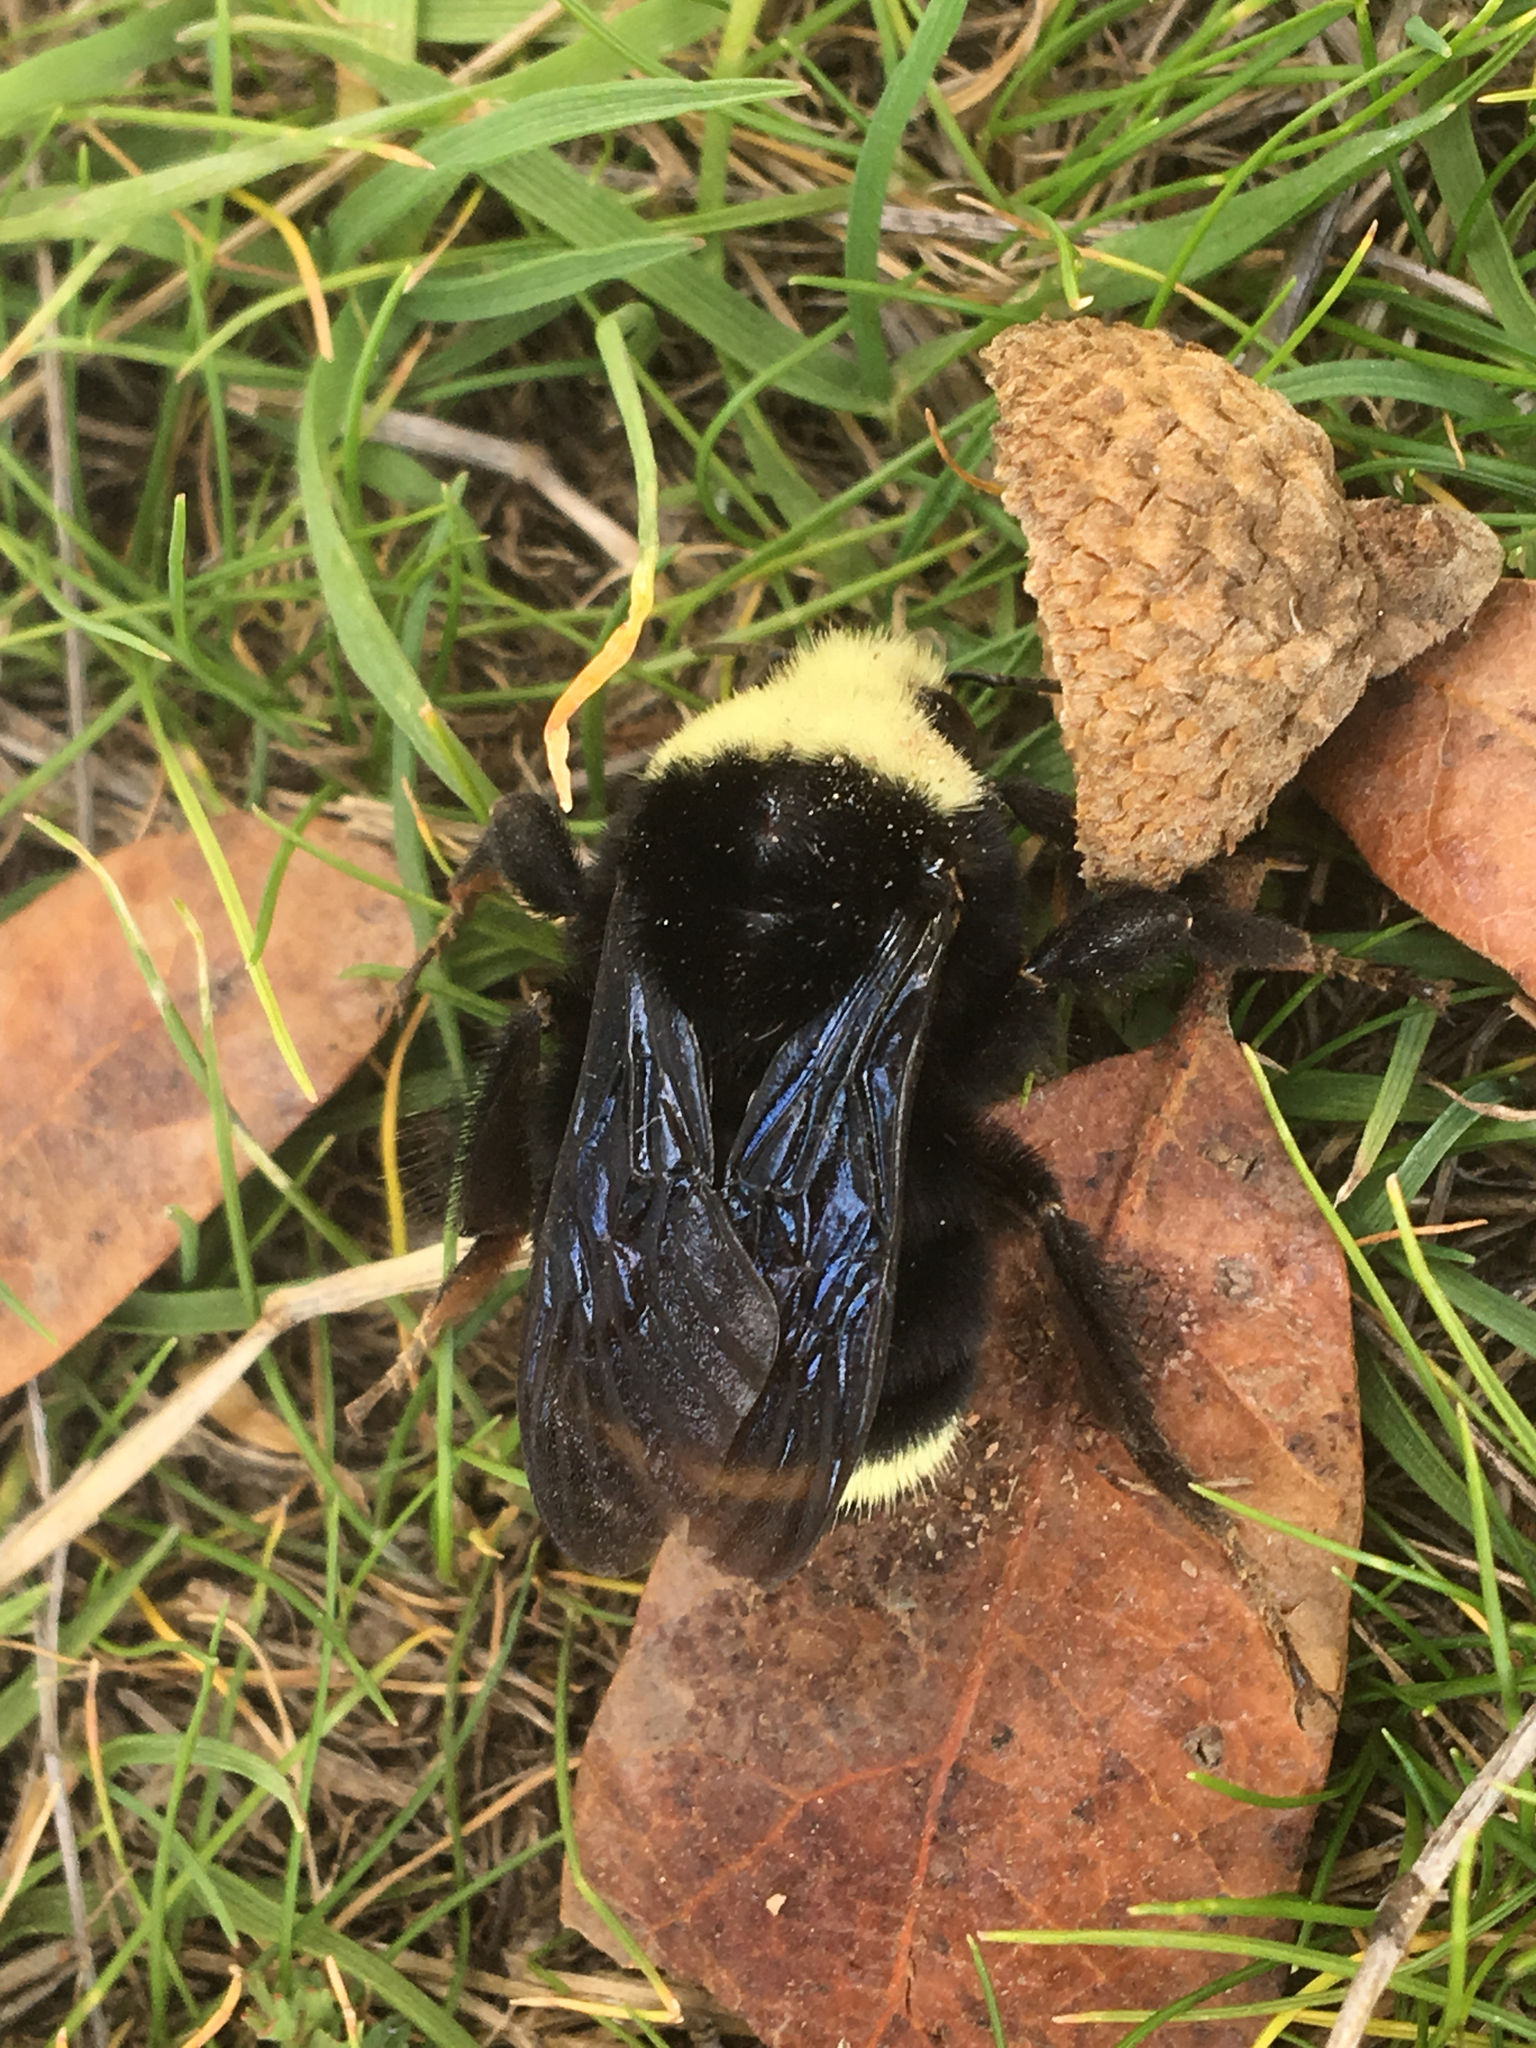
[
  {"x1": 518, "y1": 885, "x2": 780, "y2": 1575},
  {"x1": 695, "y1": 897, "x2": 955, "y2": 1584}
]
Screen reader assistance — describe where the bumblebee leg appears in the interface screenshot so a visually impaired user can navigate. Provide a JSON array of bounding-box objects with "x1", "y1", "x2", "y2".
[
  {"x1": 1024, "y1": 887, "x2": 1202, "y2": 991},
  {"x1": 359, "y1": 801, "x2": 584, "y2": 1428},
  {"x1": 1025, "y1": 888, "x2": 1448, "y2": 1010},
  {"x1": 1181, "y1": 901, "x2": 1450, "y2": 1007},
  {"x1": 995, "y1": 775, "x2": 1079, "y2": 852},
  {"x1": 853, "y1": 1106, "x2": 1216, "y2": 1529},
  {"x1": 980, "y1": 1118, "x2": 1325, "y2": 1709},
  {"x1": 344, "y1": 1229, "x2": 526, "y2": 1429},
  {"x1": 972, "y1": 1118, "x2": 1221, "y2": 1534},
  {"x1": 413, "y1": 800, "x2": 583, "y2": 1325},
  {"x1": 393, "y1": 794, "x2": 587, "y2": 1013},
  {"x1": 457, "y1": 1005, "x2": 541, "y2": 1237},
  {"x1": 1027, "y1": 867, "x2": 1430, "y2": 996},
  {"x1": 452, "y1": 791, "x2": 587, "y2": 921},
  {"x1": 348, "y1": 1009, "x2": 543, "y2": 1434}
]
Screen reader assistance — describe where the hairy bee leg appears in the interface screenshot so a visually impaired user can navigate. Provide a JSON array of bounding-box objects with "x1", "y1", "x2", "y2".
[
  {"x1": 1024, "y1": 887, "x2": 1450, "y2": 1012},
  {"x1": 995, "y1": 775, "x2": 1079, "y2": 852},
  {"x1": 457, "y1": 1006, "x2": 541, "y2": 1237},
  {"x1": 988, "y1": 1129, "x2": 1223, "y2": 1523},
  {"x1": 972, "y1": 1123, "x2": 1205, "y2": 1507},
  {"x1": 996, "y1": 778, "x2": 1450, "y2": 1012},
  {"x1": 977, "y1": 1120, "x2": 1326, "y2": 1712},
  {"x1": 354, "y1": 1002, "x2": 543, "y2": 1431},
  {"x1": 1025, "y1": 887, "x2": 1206, "y2": 991},
  {"x1": 352, "y1": 1014, "x2": 541, "y2": 1432},
  {"x1": 392, "y1": 793, "x2": 589, "y2": 1014},
  {"x1": 452, "y1": 791, "x2": 588, "y2": 920},
  {"x1": 1180, "y1": 901, "x2": 1451, "y2": 1008},
  {"x1": 389, "y1": 889, "x2": 476, "y2": 1015},
  {"x1": 344, "y1": 1229, "x2": 527, "y2": 1430},
  {"x1": 359, "y1": 799, "x2": 586, "y2": 1427},
  {"x1": 1019, "y1": 882, "x2": 1366, "y2": 995}
]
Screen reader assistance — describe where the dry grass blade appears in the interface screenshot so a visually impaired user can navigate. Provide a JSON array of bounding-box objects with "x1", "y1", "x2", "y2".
[
  {"x1": 1324, "y1": 1699, "x2": 1536, "y2": 2048},
  {"x1": 0, "y1": 1246, "x2": 468, "y2": 1593}
]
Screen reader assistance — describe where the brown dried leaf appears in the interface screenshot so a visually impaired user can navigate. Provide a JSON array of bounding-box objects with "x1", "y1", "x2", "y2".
[
  {"x1": 566, "y1": 1006, "x2": 1360, "y2": 2048},
  {"x1": 0, "y1": 813, "x2": 415, "y2": 1395},
  {"x1": 983, "y1": 320, "x2": 1502, "y2": 890},
  {"x1": 1304, "y1": 577, "x2": 1536, "y2": 998}
]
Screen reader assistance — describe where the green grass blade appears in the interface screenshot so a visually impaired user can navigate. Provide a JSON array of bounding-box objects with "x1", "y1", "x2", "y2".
[
  {"x1": 406, "y1": 236, "x2": 695, "y2": 320},
  {"x1": 843, "y1": 0, "x2": 967, "y2": 399},
  {"x1": 105, "y1": 1732, "x2": 306, "y2": 1829},
  {"x1": 491, "y1": 151, "x2": 865, "y2": 410},
  {"x1": 0, "y1": 0, "x2": 206, "y2": 138},
  {"x1": 1423, "y1": 103, "x2": 1536, "y2": 354},
  {"x1": 136, "y1": 683, "x2": 318, "y2": 1101},
  {"x1": 1082, "y1": 101, "x2": 1458, "y2": 310},
  {"x1": 419, "y1": 74, "x2": 799, "y2": 171},
  {"x1": 0, "y1": 88, "x2": 491, "y2": 244},
  {"x1": 298, "y1": 366, "x2": 498, "y2": 816},
  {"x1": 1336, "y1": 1001, "x2": 1438, "y2": 1200}
]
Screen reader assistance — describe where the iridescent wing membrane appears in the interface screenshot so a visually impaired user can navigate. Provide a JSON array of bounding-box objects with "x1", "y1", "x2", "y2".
[{"x1": 519, "y1": 882, "x2": 955, "y2": 1583}]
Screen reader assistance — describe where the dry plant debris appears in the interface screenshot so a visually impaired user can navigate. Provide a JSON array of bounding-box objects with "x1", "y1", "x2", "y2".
[
  {"x1": 983, "y1": 320, "x2": 1503, "y2": 890},
  {"x1": 0, "y1": 814, "x2": 414, "y2": 1395},
  {"x1": 565, "y1": 1005, "x2": 1359, "y2": 2048},
  {"x1": 1304, "y1": 576, "x2": 1536, "y2": 1000},
  {"x1": 1320, "y1": 1693, "x2": 1536, "y2": 2048}
]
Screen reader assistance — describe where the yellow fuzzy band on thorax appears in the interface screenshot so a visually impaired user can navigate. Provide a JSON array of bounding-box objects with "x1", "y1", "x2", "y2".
[{"x1": 648, "y1": 629, "x2": 984, "y2": 814}]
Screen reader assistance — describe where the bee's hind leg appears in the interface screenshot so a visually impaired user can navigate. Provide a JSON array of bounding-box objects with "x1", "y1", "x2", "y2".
[
  {"x1": 977, "y1": 1119, "x2": 1327, "y2": 1713},
  {"x1": 975, "y1": 1120, "x2": 1215, "y2": 1533}
]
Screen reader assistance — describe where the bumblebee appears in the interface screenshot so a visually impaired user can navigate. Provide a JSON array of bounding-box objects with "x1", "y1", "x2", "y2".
[{"x1": 423, "y1": 629, "x2": 1336, "y2": 1586}]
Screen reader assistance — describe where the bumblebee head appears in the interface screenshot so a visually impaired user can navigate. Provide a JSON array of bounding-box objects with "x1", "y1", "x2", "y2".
[{"x1": 647, "y1": 628, "x2": 985, "y2": 814}]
